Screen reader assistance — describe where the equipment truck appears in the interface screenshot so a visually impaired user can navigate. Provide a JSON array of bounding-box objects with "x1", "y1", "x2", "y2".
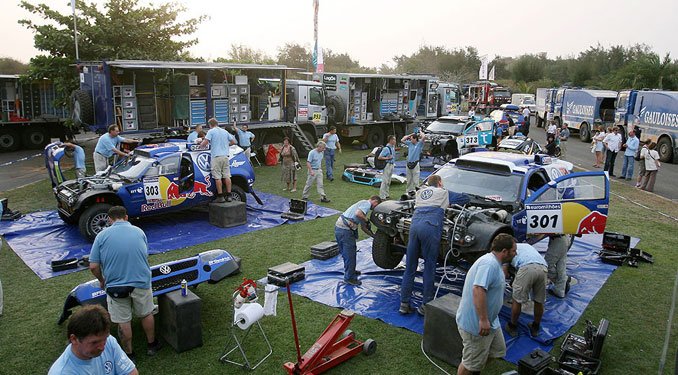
[
  {"x1": 548, "y1": 88, "x2": 617, "y2": 142},
  {"x1": 615, "y1": 89, "x2": 678, "y2": 162},
  {"x1": 312, "y1": 72, "x2": 441, "y2": 148},
  {"x1": 0, "y1": 74, "x2": 70, "y2": 152}
]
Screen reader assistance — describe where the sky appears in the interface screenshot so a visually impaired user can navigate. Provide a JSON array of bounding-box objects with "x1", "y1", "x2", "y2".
[{"x1": 2, "y1": 0, "x2": 677, "y2": 68}]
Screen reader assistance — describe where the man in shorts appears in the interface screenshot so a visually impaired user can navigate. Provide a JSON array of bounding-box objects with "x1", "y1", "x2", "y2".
[
  {"x1": 456, "y1": 234, "x2": 517, "y2": 374},
  {"x1": 201, "y1": 118, "x2": 236, "y2": 202},
  {"x1": 89, "y1": 206, "x2": 161, "y2": 362},
  {"x1": 504, "y1": 243, "x2": 548, "y2": 338}
]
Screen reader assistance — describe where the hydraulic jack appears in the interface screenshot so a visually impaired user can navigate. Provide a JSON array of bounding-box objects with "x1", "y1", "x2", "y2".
[{"x1": 283, "y1": 282, "x2": 376, "y2": 374}]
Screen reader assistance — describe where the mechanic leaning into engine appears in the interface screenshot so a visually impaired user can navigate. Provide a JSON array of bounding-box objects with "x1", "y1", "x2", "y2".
[{"x1": 399, "y1": 174, "x2": 449, "y2": 316}]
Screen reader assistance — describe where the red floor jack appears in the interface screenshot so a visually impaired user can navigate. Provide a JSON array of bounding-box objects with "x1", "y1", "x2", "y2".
[{"x1": 283, "y1": 282, "x2": 376, "y2": 374}]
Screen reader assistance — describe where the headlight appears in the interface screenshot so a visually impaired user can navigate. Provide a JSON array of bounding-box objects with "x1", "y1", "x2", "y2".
[
  {"x1": 377, "y1": 213, "x2": 384, "y2": 221},
  {"x1": 68, "y1": 196, "x2": 77, "y2": 205},
  {"x1": 385, "y1": 216, "x2": 392, "y2": 224},
  {"x1": 464, "y1": 234, "x2": 475, "y2": 243},
  {"x1": 453, "y1": 232, "x2": 462, "y2": 241}
]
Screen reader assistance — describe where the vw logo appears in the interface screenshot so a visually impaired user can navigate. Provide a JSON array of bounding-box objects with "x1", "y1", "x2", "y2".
[
  {"x1": 104, "y1": 361, "x2": 113, "y2": 374},
  {"x1": 420, "y1": 189, "x2": 433, "y2": 200},
  {"x1": 197, "y1": 152, "x2": 211, "y2": 171},
  {"x1": 159, "y1": 265, "x2": 172, "y2": 275}
]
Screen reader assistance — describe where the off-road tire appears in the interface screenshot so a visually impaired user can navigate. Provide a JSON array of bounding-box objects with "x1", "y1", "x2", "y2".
[
  {"x1": 372, "y1": 230, "x2": 403, "y2": 269},
  {"x1": 79, "y1": 203, "x2": 112, "y2": 242}
]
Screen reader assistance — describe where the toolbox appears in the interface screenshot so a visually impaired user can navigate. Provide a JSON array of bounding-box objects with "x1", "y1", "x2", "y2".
[
  {"x1": 310, "y1": 241, "x2": 339, "y2": 260},
  {"x1": 267, "y1": 262, "x2": 305, "y2": 287},
  {"x1": 281, "y1": 199, "x2": 307, "y2": 221},
  {"x1": 518, "y1": 349, "x2": 553, "y2": 375},
  {"x1": 558, "y1": 319, "x2": 608, "y2": 375},
  {"x1": 601, "y1": 232, "x2": 630, "y2": 253}
]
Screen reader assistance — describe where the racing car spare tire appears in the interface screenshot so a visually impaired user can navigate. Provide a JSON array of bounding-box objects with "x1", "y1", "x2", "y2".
[
  {"x1": 326, "y1": 95, "x2": 346, "y2": 125},
  {"x1": 372, "y1": 229, "x2": 403, "y2": 269},
  {"x1": 229, "y1": 185, "x2": 247, "y2": 203},
  {"x1": 71, "y1": 90, "x2": 94, "y2": 128},
  {"x1": 79, "y1": 203, "x2": 112, "y2": 242}
]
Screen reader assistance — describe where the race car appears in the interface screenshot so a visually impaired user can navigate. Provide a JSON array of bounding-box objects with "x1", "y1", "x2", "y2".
[
  {"x1": 45, "y1": 140, "x2": 260, "y2": 241},
  {"x1": 421, "y1": 115, "x2": 475, "y2": 160},
  {"x1": 369, "y1": 152, "x2": 610, "y2": 268},
  {"x1": 496, "y1": 135, "x2": 544, "y2": 155}
]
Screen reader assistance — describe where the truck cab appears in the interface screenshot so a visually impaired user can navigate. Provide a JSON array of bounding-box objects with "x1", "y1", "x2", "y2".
[{"x1": 284, "y1": 79, "x2": 327, "y2": 140}]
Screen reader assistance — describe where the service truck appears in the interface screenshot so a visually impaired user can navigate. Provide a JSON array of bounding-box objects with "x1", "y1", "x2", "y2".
[
  {"x1": 549, "y1": 88, "x2": 617, "y2": 142},
  {"x1": 437, "y1": 82, "x2": 463, "y2": 116},
  {"x1": 72, "y1": 60, "x2": 315, "y2": 155},
  {"x1": 467, "y1": 81, "x2": 512, "y2": 114},
  {"x1": 312, "y1": 72, "x2": 440, "y2": 148},
  {"x1": 511, "y1": 93, "x2": 536, "y2": 113},
  {"x1": 615, "y1": 89, "x2": 678, "y2": 162},
  {"x1": 535, "y1": 88, "x2": 557, "y2": 128},
  {"x1": 0, "y1": 74, "x2": 70, "y2": 152}
]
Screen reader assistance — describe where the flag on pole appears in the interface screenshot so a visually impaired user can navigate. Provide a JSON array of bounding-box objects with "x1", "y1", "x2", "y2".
[
  {"x1": 316, "y1": 45, "x2": 324, "y2": 73},
  {"x1": 489, "y1": 65, "x2": 495, "y2": 81},
  {"x1": 478, "y1": 56, "x2": 488, "y2": 80},
  {"x1": 71, "y1": 0, "x2": 76, "y2": 13},
  {"x1": 312, "y1": 0, "x2": 320, "y2": 71}
]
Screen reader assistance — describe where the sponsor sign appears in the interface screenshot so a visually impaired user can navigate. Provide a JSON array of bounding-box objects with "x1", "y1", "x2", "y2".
[{"x1": 525, "y1": 203, "x2": 563, "y2": 234}]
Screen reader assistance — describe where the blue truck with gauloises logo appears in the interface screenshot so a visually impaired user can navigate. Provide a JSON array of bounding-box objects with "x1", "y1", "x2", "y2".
[
  {"x1": 614, "y1": 90, "x2": 678, "y2": 163},
  {"x1": 548, "y1": 88, "x2": 618, "y2": 142}
]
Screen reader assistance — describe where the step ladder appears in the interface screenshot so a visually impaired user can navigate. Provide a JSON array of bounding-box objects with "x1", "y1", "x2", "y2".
[{"x1": 289, "y1": 122, "x2": 314, "y2": 154}]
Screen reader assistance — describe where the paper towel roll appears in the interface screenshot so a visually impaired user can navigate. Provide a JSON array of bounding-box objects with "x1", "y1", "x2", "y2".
[{"x1": 234, "y1": 303, "x2": 264, "y2": 330}]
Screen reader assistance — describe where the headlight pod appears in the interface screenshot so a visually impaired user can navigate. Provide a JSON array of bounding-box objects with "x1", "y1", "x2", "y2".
[
  {"x1": 377, "y1": 213, "x2": 384, "y2": 221},
  {"x1": 464, "y1": 234, "x2": 475, "y2": 243},
  {"x1": 385, "y1": 216, "x2": 393, "y2": 224},
  {"x1": 453, "y1": 232, "x2": 462, "y2": 242}
]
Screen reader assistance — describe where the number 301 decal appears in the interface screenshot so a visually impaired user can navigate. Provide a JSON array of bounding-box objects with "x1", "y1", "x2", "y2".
[
  {"x1": 529, "y1": 214, "x2": 558, "y2": 229},
  {"x1": 525, "y1": 204, "x2": 563, "y2": 234}
]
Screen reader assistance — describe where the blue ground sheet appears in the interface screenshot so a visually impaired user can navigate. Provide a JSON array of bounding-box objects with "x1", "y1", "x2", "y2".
[
  {"x1": 290, "y1": 234, "x2": 638, "y2": 365},
  {"x1": 0, "y1": 191, "x2": 338, "y2": 280}
]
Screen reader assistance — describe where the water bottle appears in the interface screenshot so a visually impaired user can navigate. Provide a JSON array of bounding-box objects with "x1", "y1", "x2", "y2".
[{"x1": 180, "y1": 279, "x2": 187, "y2": 297}]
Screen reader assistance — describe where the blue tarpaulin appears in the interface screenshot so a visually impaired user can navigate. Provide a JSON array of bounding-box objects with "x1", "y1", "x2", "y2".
[
  {"x1": 0, "y1": 191, "x2": 339, "y2": 280},
  {"x1": 290, "y1": 234, "x2": 638, "y2": 364}
]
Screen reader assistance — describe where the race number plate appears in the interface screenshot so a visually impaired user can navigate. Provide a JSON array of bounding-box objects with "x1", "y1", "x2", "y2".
[
  {"x1": 312, "y1": 112, "x2": 322, "y2": 123},
  {"x1": 525, "y1": 203, "x2": 563, "y2": 234},
  {"x1": 463, "y1": 135, "x2": 479, "y2": 146},
  {"x1": 143, "y1": 177, "x2": 162, "y2": 201}
]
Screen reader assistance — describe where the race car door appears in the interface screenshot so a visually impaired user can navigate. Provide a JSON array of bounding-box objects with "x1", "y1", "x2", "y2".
[{"x1": 523, "y1": 171, "x2": 609, "y2": 235}]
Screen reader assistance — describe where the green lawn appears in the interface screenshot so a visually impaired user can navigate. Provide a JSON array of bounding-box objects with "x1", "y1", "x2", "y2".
[{"x1": 0, "y1": 148, "x2": 676, "y2": 374}]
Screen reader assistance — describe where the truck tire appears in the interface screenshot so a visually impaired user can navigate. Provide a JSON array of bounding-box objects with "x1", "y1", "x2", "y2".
[
  {"x1": 0, "y1": 128, "x2": 21, "y2": 152},
  {"x1": 372, "y1": 230, "x2": 403, "y2": 269},
  {"x1": 79, "y1": 203, "x2": 112, "y2": 242},
  {"x1": 21, "y1": 126, "x2": 49, "y2": 149},
  {"x1": 579, "y1": 122, "x2": 591, "y2": 142},
  {"x1": 366, "y1": 126, "x2": 385, "y2": 149},
  {"x1": 657, "y1": 137, "x2": 673, "y2": 163},
  {"x1": 230, "y1": 185, "x2": 247, "y2": 203},
  {"x1": 327, "y1": 95, "x2": 346, "y2": 125},
  {"x1": 71, "y1": 90, "x2": 94, "y2": 128}
]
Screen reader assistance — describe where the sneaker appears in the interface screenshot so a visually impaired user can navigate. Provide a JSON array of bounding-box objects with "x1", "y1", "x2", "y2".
[
  {"x1": 146, "y1": 340, "x2": 162, "y2": 356},
  {"x1": 320, "y1": 196, "x2": 331, "y2": 203},
  {"x1": 399, "y1": 302, "x2": 414, "y2": 314},
  {"x1": 565, "y1": 276, "x2": 572, "y2": 294},
  {"x1": 354, "y1": 270, "x2": 361, "y2": 276},
  {"x1": 290, "y1": 188, "x2": 297, "y2": 192},
  {"x1": 416, "y1": 305, "x2": 426, "y2": 316},
  {"x1": 504, "y1": 322, "x2": 519, "y2": 337},
  {"x1": 214, "y1": 196, "x2": 226, "y2": 203},
  {"x1": 345, "y1": 278, "x2": 361, "y2": 286},
  {"x1": 548, "y1": 289, "x2": 564, "y2": 298},
  {"x1": 283, "y1": 187, "x2": 288, "y2": 191},
  {"x1": 528, "y1": 322, "x2": 540, "y2": 337},
  {"x1": 328, "y1": 177, "x2": 334, "y2": 182}
]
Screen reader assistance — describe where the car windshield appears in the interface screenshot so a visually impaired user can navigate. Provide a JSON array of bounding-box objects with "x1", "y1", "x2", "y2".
[
  {"x1": 110, "y1": 155, "x2": 154, "y2": 180},
  {"x1": 522, "y1": 99, "x2": 535, "y2": 105},
  {"x1": 426, "y1": 119, "x2": 467, "y2": 134},
  {"x1": 436, "y1": 164, "x2": 523, "y2": 202}
]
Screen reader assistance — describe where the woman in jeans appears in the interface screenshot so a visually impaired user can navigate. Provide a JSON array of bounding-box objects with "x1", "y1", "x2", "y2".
[{"x1": 280, "y1": 137, "x2": 299, "y2": 192}]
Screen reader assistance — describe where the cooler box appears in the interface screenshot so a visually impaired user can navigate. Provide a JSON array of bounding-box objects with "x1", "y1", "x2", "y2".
[
  {"x1": 158, "y1": 289, "x2": 203, "y2": 353},
  {"x1": 422, "y1": 293, "x2": 463, "y2": 366}
]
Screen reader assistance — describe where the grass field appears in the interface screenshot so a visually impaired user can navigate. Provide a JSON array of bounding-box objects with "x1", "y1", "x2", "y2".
[{"x1": 0, "y1": 147, "x2": 676, "y2": 374}]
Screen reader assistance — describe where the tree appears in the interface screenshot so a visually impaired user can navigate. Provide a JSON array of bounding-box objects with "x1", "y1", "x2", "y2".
[
  {"x1": 510, "y1": 54, "x2": 545, "y2": 83},
  {"x1": 323, "y1": 49, "x2": 373, "y2": 73},
  {"x1": 19, "y1": 0, "x2": 206, "y2": 107},
  {"x1": 276, "y1": 43, "x2": 312, "y2": 72},
  {"x1": 0, "y1": 58, "x2": 29, "y2": 74},
  {"x1": 218, "y1": 44, "x2": 274, "y2": 64}
]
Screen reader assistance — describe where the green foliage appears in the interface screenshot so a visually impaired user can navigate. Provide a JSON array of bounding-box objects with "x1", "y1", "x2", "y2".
[
  {"x1": 216, "y1": 44, "x2": 275, "y2": 65},
  {"x1": 18, "y1": 0, "x2": 206, "y2": 108},
  {"x1": 0, "y1": 57, "x2": 29, "y2": 74},
  {"x1": 392, "y1": 45, "x2": 481, "y2": 82}
]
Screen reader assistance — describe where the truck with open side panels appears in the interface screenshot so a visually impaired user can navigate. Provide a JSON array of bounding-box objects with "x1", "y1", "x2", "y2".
[
  {"x1": 548, "y1": 88, "x2": 617, "y2": 142},
  {"x1": 0, "y1": 74, "x2": 70, "y2": 152},
  {"x1": 615, "y1": 89, "x2": 678, "y2": 163},
  {"x1": 312, "y1": 72, "x2": 441, "y2": 148},
  {"x1": 71, "y1": 60, "x2": 316, "y2": 155}
]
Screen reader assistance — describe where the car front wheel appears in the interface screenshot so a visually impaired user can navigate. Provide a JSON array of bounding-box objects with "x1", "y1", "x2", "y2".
[
  {"x1": 372, "y1": 230, "x2": 403, "y2": 269},
  {"x1": 78, "y1": 203, "x2": 112, "y2": 242},
  {"x1": 229, "y1": 185, "x2": 247, "y2": 203}
]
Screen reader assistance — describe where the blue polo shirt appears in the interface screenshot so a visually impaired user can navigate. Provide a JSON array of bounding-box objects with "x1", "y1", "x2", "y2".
[
  {"x1": 48, "y1": 335, "x2": 135, "y2": 375},
  {"x1": 94, "y1": 134, "x2": 125, "y2": 158},
  {"x1": 343, "y1": 200, "x2": 371, "y2": 222},
  {"x1": 187, "y1": 130, "x2": 200, "y2": 143},
  {"x1": 405, "y1": 140, "x2": 423, "y2": 163},
  {"x1": 456, "y1": 252, "x2": 505, "y2": 335},
  {"x1": 89, "y1": 221, "x2": 151, "y2": 289},
  {"x1": 511, "y1": 243, "x2": 547, "y2": 269},
  {"x1": 206, "y1": 127, "x2": 235, "y2": 158},
  {"x1": 236, "y1": 129, "x2": 255, "y2": 147},
  {"x1": 324, "y1": 133, "x2": 339, "y2": 150},
  {"x1": 379, "y1": 144, "x2": 396, "y2": 165},
  {"x1": 73, "y1": 145, "x2": 85, "y2": 169},
  {"x1": 307, "y1": 149, "x2": 324, "y2": 169},
  {"x1": 624, "y1": 136, "x2": 639, "y2": 157}
]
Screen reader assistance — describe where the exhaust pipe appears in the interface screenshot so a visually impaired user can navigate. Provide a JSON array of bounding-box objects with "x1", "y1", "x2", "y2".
[{"x1": 491, "y1": 209, "x2": 508, "y2": 222}]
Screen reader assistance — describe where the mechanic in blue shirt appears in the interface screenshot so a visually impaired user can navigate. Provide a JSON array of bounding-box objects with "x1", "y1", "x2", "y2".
[
  {"x1": 378, "y1": 135, "x2": 397, "y2": 200},
  {"x1": 322, "y1": 126, "x2": 342, "y2": 181},
  {"x1": 620, "y1": 129, "x2": 640, "y2": 180},
  {"x1": 232, "y1": 122, "x2": 256, "y2": 160},
  {"x1": 60, "y1": 142, "x2": 86, "y2": 178},
  {"x1": 456, "y1": 234, "x2": 516, "y2": 374},
  {"x1": 93, "y1": 124, "x2": 132, "y2": 172},
  {"x1": 399, "y1": 175, "x2": 449, "y2": 315},
  {"x1": 89, "y1": 206, "x2": 161, "y2": 361},
  {"x1": 335, "y1": 195, "x2": 382, "y2": 286},
  {"x1": 201, "y1": 118, "x2": 237, "y2": 202},
  {"x1": 401, "y1": 131, "x2": 425, "y2": 195},
  {"x1": 503, "y1": 243, "x2": 548, "y2": 338},
  {"x1": 301, "y1": 141, "x2": 330, "y2": 203},
  {"x1": 187, "y1": 124, "x2": 203, "y2": 144},
  {"x1": 49, "y1": 305, "x2": 137, "y2": 375}
]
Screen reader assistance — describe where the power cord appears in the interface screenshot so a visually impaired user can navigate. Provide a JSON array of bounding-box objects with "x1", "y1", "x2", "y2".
[
  {"x1": 420, "y1": 339, "x2": 453, "y2": 375},
  {"x1": 434, "y1": 204, "x2": 466, "y2": 299}
]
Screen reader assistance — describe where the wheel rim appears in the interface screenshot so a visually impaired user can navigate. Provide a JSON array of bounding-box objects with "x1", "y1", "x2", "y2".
[
  {"x1": 659, "y1": 142, "x2": 669, "y2": 157},
  {"x1": 90, "y1": 212, "x2": 110, "y2": 235},
  {"x1": 0, "y1": 134, "x2": 14, "y2": 148},
  {"x1": 29, "y1": 131, "x2": 45, "y2": 145}
]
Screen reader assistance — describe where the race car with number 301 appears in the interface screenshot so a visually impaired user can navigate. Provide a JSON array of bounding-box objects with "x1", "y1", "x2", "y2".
[
  {"x1": 369, "y1": 151, "x2": 610, "y2": 268},
  {"x1": 45, "y1": 140, "x2": 260, "y2": 241}
]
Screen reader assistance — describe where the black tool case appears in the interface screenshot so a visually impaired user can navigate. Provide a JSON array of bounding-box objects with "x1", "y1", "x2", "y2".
[
  {"x1": 518, "y1": 348, "x2": 553, "y2": 374},
  {"x1": 267, "y1": 262, "x2": 305, "y2": 286},
  {"x1": 310, "y1": 241, "x2": 339, "y2": 260},
  {"x1": 558, "y1": 319, "x2": 608, "y2": 375}
]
